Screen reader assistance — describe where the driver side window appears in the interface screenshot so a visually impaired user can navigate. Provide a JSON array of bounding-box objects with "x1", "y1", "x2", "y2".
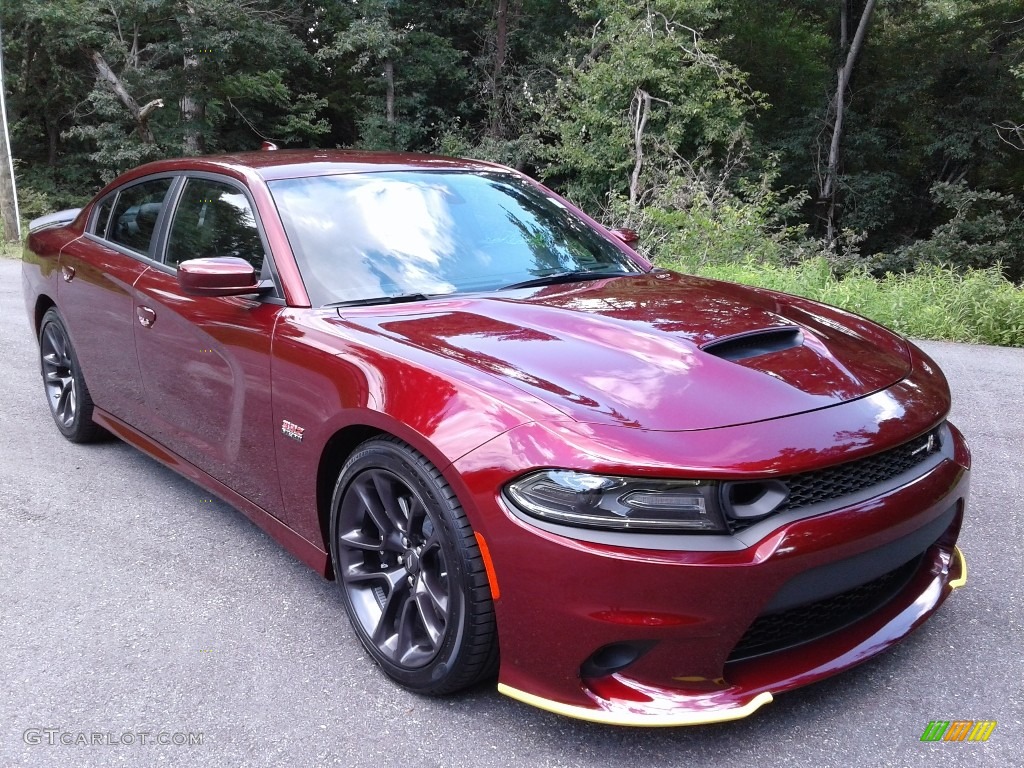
[{"x1": 166, "y1": 178, "x2": 268, "y2": 276}]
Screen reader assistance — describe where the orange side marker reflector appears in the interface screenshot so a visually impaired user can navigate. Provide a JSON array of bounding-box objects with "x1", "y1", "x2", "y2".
[{"x1": 474, "y1": 532, "x2": 501, "y2": 600}]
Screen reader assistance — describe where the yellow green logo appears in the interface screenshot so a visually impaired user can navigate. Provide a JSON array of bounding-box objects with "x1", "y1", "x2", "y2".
[{"x1": 920, "y1": 720, "x2": 996, "y2": 742}]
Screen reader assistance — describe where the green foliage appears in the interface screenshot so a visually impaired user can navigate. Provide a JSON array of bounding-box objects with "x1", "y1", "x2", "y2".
[
  {"x1": 537, "y1": 0, "x2": 759, "y2": 208},
  {"x1": 835, "y1": 0, "x2": 1024, "y2": 249},
  {"x1": 878, "y1": 181, "x2": 1024, "y2": 282},
  {"x1": 600, "y1": 148, "x2": 814, "y2": 267},
  {"x1": 10, "y1": 163, "x2": 92, "y2": 220},
  {"x1": 316, "y1": 1, "x2": 481, "y2": 151},
  {"x1": 662, "y1": 256, "x2": 1024, "y2": 347},
  {"x1": 3, "y1": 0, "x2": 325, "y2": 185},
  {"x1": 0, "y1": 238, "x2": 21, "y2": 259}
]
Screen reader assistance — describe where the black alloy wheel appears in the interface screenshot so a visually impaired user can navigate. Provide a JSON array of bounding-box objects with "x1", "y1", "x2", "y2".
[
  {"x1": 38, "y1": 308, "x2": 106, "y2": 443},
  {"x1": 330, "y1": 437, "x2": 497, "y2": 694}
]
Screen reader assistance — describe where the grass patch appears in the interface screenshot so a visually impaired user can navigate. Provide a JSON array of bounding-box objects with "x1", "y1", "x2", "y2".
[
  {"x1": 0, "y1": 219, "x2": 23, "y2": 259},
  {"x1": 660, "y1": 256, "x2": 1024, "y2": 347},
  {"x1": 0, "y1": 239, "x2": 20, "y2": 259}
]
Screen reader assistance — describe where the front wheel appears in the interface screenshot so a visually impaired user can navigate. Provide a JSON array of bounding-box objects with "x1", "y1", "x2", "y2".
[
  {"x1": 38, "y1": 308, "x2": 106, "y2": 443},
  {"x1": 329, "y1": 437, "x2": 497, "y2": 694}
]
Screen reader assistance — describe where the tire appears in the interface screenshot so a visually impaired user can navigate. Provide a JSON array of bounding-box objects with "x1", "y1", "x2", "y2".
[
  {"x1": 38, "y1": 308, "x2": 106, "y2": 443},
  {"x1": 329, "y1": 436, "x2": 498, "y2": 694}
]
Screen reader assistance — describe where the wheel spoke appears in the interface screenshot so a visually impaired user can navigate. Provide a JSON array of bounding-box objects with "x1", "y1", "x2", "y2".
[
  {"x1": 353, "y1": 477, "x2": 390, "y2": 534},
  {"x1": 395, "y1": 593, "x2": 432, "y2": 667},
  {"x1": 56, "y1": 388, "x2": 69, "y2": 421},
  {"x1": 404, "y1": 495, "x2": 429, "y2": 540},
  {"x1": 346, "y1": 562, "x2": 407, "y2": 588},
  {"x1": 42, "y1": 325, "x2": 60, "y2": 358},
  {"x1": 338, "y1": 527, "x2": 385, "y2": 552},
  {"x1": 414, "y1": 583, "x2": 446, "y2": 646},
  {"x1": 418, "y1": 562, "x2": 449, "y2": 618},
  {"x1": 371, "y1": 471, "x2": 409, "y2": 533},
  {"x1": 54, "y1": 377, "x2": 75, "y2": 425},
  {"x1": 371, "y1": 574, "x2": 412, "y2": 645}
]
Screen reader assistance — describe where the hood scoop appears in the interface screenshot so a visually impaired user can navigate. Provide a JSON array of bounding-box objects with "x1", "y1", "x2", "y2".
[{"x1": 701, "y1": 327, "x2": 804, "y2": 362}]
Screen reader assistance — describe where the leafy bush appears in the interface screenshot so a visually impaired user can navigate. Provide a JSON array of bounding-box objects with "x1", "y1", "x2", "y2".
[
  {"x1": 596, "y1": 142, "x2": 820, "y2": 269},
  {"x1": 658, "y1": 255, "x2": 1024, "y2": 347},
  {"x1": 878, "y1": 182, "x2": 1024, "y2": 283},
  {"x1": 14, "y1": 162, "x2": 95, "y2": 219}
]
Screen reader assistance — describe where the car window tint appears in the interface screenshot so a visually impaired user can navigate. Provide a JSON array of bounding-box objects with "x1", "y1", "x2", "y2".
[
  {"x1": 93, "y1": 196, "x2": 114, "y2": 239},
  {"x1": 166, "y1": 178, "x2": 266, "y2": 273},
  {"x1": 108, "y1": 178, "x2": 172, "y2": 254}
]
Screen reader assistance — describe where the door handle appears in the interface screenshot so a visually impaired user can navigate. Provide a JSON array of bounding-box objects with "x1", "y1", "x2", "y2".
[
  {"x1": 61, "y1": 265, "x2": 75, "y2": 282},
  {"x1": 137, "y1": 305, "x2": 157, "y2": 328}
]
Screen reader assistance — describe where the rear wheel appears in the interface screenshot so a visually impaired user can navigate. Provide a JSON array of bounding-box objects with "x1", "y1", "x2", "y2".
[
  {"x1": 329, "y1": 437, "x2": 497, "y2": 694},
  {"x1": 38, "y1": 308, "x2": 106, "y2": 443}
]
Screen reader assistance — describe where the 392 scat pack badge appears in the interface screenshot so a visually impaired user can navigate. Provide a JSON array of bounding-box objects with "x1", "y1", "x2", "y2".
[{"x1": 22, "y1": 148, "x2": 970, "y2": 726}]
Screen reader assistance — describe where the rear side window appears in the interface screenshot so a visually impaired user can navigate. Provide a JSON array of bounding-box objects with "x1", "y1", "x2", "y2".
[
  {"x1": 108, "y1": 178, "x2": 172, "y2": 255},
  {"x1": 92, "y1": 197, "x2": 114, "y2": 239}
]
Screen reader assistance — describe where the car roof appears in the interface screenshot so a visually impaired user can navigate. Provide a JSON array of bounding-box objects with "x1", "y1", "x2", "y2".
[{"x1": 127, "y1": 149, "x2": 510, "y2": 183}]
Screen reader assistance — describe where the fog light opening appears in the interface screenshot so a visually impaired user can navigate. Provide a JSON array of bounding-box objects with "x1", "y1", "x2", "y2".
[{"x1": 580, "y1": 641, "x2": 655, "y2": 679}]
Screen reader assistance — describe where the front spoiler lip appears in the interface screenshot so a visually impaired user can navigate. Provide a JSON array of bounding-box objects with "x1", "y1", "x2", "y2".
[
  {"x1": 497, "y1": 546, "x2": 967, "y2": 727},
  {"x1": 497, "y1": 685, "x2": 774, "y2": 727}
]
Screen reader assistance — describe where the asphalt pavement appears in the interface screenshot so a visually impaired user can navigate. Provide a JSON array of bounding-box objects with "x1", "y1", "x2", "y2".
[{"x1": 0, "y1": 256, "x2": 1020, "y2": 768}]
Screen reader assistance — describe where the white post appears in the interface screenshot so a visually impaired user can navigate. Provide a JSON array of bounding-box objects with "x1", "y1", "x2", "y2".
[{"x1": 0, "y1": 22, "x2": 22, "y2": 242}]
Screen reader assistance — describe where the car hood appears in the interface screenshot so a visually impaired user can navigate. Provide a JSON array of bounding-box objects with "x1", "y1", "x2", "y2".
[{"x1": 335, "y1": 272, "x2": 912, "y2": 431}]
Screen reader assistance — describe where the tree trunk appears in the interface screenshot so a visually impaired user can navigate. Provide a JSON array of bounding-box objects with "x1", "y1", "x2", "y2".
[
  {"x1": 821, "y1": 0, "x2": 877, "y2": 245},
  {"x1": 45, "y1": 116, "x2": 58, "y2": 166},
  {"x1": 384, "y1": 58, "x2": 395, "y2": 127},
  {"x1": 91, "y1": 51, "x2": 162, "y2": 144},
  {"x1": 629, "y1": 88, "x2": 652, "y2": 207},
  {"x1": 1, "y1": 24, "x2": 20, "y2": 242},
  {"x1": 488, "y1": 0, "x2": 511, "y2": 137},
  {"x1": 0, "y1": 121, "x2": 18, "y2": 243},
  {"x1": 180, "y1": 78, "x2": 203, "y2": 154},
  {"x1": 179, "y1": 4, "x2": 204, "y2": 154}
]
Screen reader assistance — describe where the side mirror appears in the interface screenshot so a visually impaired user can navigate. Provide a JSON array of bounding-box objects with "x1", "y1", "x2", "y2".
[
  {"x1": 610, "y1": 228, "x2": 639, "y2": 246},
  {"x1": 177, "y1": 257, "x2": 260, "y2": 297}
]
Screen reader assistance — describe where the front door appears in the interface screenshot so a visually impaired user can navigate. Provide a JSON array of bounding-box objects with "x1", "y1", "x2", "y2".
[{"x1": 131, "y1": 176, "x2": 285, "y2": 517}]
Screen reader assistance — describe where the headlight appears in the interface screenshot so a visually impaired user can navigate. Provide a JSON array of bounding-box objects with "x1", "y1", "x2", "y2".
[{"x1": 504, "y1": 470, "x2": 727, "y2": 532}]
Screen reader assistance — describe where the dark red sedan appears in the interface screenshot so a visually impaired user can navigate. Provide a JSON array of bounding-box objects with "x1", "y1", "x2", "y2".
[{"x1": 22, "y1": 150, "x2": 969, "y2": 726}]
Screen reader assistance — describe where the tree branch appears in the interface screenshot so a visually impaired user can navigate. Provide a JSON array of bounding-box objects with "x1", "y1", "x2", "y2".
[
  {"x1": 90, "y1": 50, "x2": 161, "y2": 144},
  {"x1": 995, "y1": 120, "x2": 1024, "y2": 151}
]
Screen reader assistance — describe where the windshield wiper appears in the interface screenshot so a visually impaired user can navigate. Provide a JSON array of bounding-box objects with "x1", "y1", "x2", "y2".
[
  {"x1": 500, "y1": 270, "x2": 629, "y2": 291},
  {"x1": 325, "y1": 292, "x2": 439, "y2": 308}
]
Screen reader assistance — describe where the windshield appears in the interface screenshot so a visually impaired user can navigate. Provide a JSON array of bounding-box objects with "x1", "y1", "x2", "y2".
[{"x1": 267, "y1": 170, "x2": 642, "y2": 306}]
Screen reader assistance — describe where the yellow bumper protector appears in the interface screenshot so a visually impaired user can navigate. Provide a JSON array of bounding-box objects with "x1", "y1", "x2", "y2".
[
  {"x1": 949, "y1": 546, "x2": 967, "y2": 589},
  {"x1": 497, "y1": 684, "x2": 773, "y2": 727}
]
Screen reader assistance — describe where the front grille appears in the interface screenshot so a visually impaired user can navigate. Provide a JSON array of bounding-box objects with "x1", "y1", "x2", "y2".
[
  {"x1": 727, "y1": 554, "x2": 923, "y2": 662},
  {"x1": 725, "y1": 426, "x2": 943, "y2": 532},
  {"x1": 779, "y1": 427, "x2": 941, "y2": 513}
]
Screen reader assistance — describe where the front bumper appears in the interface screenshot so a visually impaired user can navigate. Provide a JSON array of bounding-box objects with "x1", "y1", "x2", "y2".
[
  {"x1": 496, "y1": 545, "x2": 965, "y2": 726},
  {"x1": 451, "y1": 416, "x2": 970, "y2": 726}
]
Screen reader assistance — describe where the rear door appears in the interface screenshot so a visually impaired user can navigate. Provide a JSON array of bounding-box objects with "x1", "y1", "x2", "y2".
[
  {"x1": 57, "y1": 177, "x2": 173, "y2": 428},
  {"x1": 131, "y1": 174, "x2": 286, "y2": 517}
]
